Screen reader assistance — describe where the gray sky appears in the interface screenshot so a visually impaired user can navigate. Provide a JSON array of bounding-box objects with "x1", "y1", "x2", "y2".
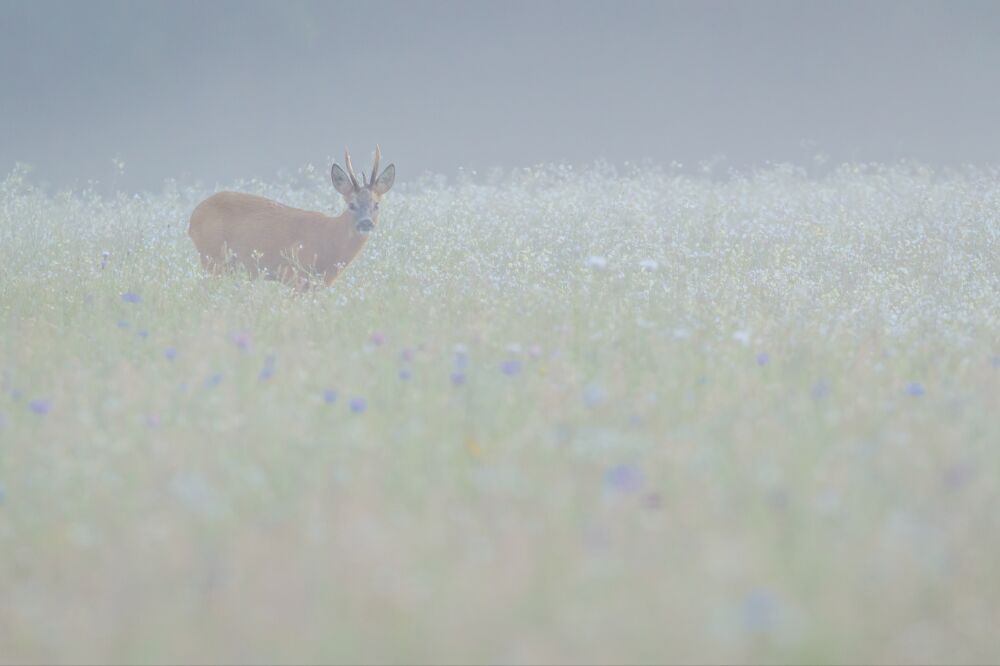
[{"x1": 2, "y1": 0, "x2": 999, "y2": 191}]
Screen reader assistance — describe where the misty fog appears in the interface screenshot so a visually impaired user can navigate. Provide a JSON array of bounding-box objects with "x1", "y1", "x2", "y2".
[
  {"x1": 4, "y1": 2, "x2": 1000, "y2": 663},
  {"x1": 3, "y1": 0, "x2": 999, "y2": 191}
]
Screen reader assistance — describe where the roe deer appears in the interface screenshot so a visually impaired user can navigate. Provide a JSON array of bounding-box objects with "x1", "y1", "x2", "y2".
[{"x1": 188, "y1": 146, "x2": 395, "y2": 289}]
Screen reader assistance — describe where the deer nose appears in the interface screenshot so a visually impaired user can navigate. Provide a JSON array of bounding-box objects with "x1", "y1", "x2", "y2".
[{"x1": 357, "y1": 219, "x2": 374, "y2": 233}]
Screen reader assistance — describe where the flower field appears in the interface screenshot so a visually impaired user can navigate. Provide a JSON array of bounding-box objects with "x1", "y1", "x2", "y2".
[{"x1": 1, "y1": 160, "x2": 998, "y2": 663}]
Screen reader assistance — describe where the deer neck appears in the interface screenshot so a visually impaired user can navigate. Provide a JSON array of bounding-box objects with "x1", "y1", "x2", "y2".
[{"x1": 326, "y1": 212, "x2": 369, "y2": 266}]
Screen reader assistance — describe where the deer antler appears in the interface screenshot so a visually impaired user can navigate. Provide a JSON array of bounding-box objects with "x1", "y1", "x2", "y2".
[
  {"x1": 369, "y1": 144, "x2": 381, "y2": 187},
  {"x1": 344, "y1": 147, "x2": 360, "y2": 189}
]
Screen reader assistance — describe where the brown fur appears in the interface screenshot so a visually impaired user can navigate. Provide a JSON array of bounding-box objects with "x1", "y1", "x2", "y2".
[
  {"x1": 188, "y1": 147, "x2": 394, "y2": 290},
  {"x1": 188, "y1": 192, "x2": 367, "y2": 289}
]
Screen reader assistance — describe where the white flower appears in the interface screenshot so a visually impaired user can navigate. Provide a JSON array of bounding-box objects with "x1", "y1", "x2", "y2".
[{"x1": 586, "y1": 255, "x2": 607, "y2": 269}]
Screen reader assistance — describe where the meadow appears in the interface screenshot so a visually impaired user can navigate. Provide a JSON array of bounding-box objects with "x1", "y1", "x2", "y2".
[{"x1": 0, "y1": 159, "x2": 998, "y2": 664}]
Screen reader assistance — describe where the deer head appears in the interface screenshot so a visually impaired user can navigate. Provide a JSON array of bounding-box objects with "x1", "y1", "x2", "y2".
[{"x1": 330, "y1": 145, "x2": 396, "y2": 234}]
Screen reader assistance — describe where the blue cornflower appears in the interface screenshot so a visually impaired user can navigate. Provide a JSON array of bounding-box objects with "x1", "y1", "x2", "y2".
[
  {"x1": 121, "y1": 292, "x2": 142, "y2": 304},
  {"x1": 742, "y1": 589, "x2": 780, "y2": 633},
  {"x1": 117, "y1": 319, "x2": 130, "y2": 329},
  {"x1": 29, "y1": 399, "x2": 52, "y2": 415},
  {"x1": 450, "y1": 372, "x2": 466, "y2": 386},
  {"x1": 501, "y1": 359, "x2": 521, "y2": 376},
  {"x1": 323, "y1": 388, "x2": 338, "y2": 404},
  {"x1": 399, "y1": 368, "x2": 412, "y2": 381},
  {"x1": 232, "y1": 332, "x2": 252, "y2": 351},
  {"x1": 756, "y1": 353, "x2": 770, "y2": 366},
  {"x1": 906, "y1": 382, "x2": 925, "y2": 397},
  {"x1": 259, "y1": 365, "x2": 275, "y2": 381},
  {"x1": 164, "y1": 347, "x2": 177, "y2": 361},
  {"x1": 811, "y1": 380, "x2": 830, "y2": 400},
  {"x1": 605, "y1": 464, "x2": 642, "y2": 494},
  {"x1": 206, "y1": 373, "x2": 223, "y2": 388},
  {"x1": 583, "y1": 383, "x2": 607, "y2": 408},
  {"x1": 943, "y1": 463, "x2": 974, "y2": 492},
  {"x1": 137, "y1": 329, "x2": 149, "y2": 339},
  {"x1": 349, "y1": 397, "x2": 367, "y2": 413}
]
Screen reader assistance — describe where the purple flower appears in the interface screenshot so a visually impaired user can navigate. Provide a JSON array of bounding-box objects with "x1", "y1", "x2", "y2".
[
  {"x1": 259, "y1": 365, "x2": 275, "y2": 381},
  {"x1": 121, "y1": 292, "x2": 142, "y2": 304},
  {"x1": 501, "y1": 359, "x2": 521, "y2": 376},
  {"x1": 137, "y1": 329, "x2": 149, "y2": 339},
  {"x1": 323, "y1": 388, "x2": 338, "y2": 404},
  {"x1": 906, "y1": 382, "x2": 925, "y2": 397},
  {"x1": 756, "y1": 353, "x2": 770, "y2": 366},
  {"x1": 369, "y1": 331, "x2": 385, "y2": 346},
  {"x1": 399, "y1": 368, "x2": 412, "y2": 381},
  {"x1": 450, "y1": 371, "x2": 466, "y2": 386},
  {"x1": 117, "y1": 319, "x2": 130, "y2": 329},
  {"x1": 454, "y1": 347, "x2": 469, "y2": 370},
  {"x1": 943, "y1": 463, "x2": 975, "y2": 492},
  {"x1": 349, "y1": 397, "x2": 367, "y2": 413},
  {"x1": 400, "y1": 348, "x2": 415, "y2": 362},
  {"x1": 164, "y1": 347, "x2": 177, "y2": 361},
  {"x1": 605, "y1": 464, "x2": 642, "y2": 494},
  {"x1": 29, "y1": 399, "x2": 52, "y2": 415},
  {"x1": 232, "y1": 331, "x2": 252, "y2": 351},
  {"x1": 206, "y1": 373, "x2": 223, "y2": 388}
]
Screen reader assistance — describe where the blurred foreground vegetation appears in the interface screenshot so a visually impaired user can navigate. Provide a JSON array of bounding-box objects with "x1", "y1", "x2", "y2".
[{"x1": 1, "y1": 161, "x2": 998, "y2": 663}]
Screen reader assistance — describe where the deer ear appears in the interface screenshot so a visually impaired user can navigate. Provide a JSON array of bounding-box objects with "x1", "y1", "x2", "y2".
[
  {"x1": 373, "y1": 164, "x2": 395, "y2": 195},
  {"x1": 331, "y1": 164, "x2": 355, "y2": 195}
]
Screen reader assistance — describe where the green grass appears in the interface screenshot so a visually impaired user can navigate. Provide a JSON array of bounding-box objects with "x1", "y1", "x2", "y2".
[{"x1": 1, "y1": 161, "x2": 998, "y2": 664}]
